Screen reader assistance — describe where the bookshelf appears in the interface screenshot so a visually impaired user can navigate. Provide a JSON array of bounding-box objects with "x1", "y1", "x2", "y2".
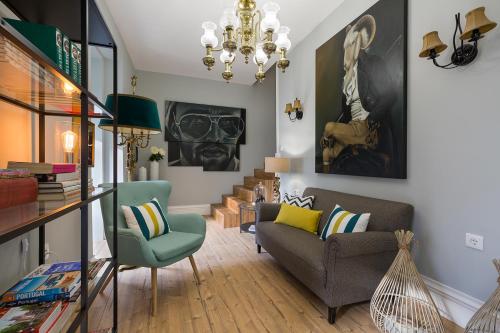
[{"x1": 0, "y1": 0, "x2": 118, "y2": 332}]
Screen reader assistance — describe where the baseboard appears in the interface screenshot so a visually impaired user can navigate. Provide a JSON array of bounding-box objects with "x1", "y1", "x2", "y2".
[
  {"x1": 168, "y1": 204, "x2": 211, "y2": 215},
  {"x1": 422, "y1": 275, "x2": 484, "y2": 328}
]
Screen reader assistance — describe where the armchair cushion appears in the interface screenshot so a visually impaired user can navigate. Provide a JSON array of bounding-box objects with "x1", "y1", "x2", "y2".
[
  {"x1": 149, "y1": 231, "x2": 204, "y2": 262},
  {"x1": 121, "y1": 198, "x2": 170, "y2": 240}
]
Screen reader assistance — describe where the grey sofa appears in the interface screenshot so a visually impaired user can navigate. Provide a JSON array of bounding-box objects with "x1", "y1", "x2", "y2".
[{"x1": 255, "y1": 187, "x2": 413, "y2": 324}]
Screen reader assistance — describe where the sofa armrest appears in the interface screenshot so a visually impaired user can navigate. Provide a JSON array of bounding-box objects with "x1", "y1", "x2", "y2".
[
  {"x1": 167, "y1": 213, "x2": 206, "y2": 236},
  {"x1": 255, "y1": 202, "x2": 281, "y2": 223},
  {"x1": 324, "y1": 231, "x2": 397, "y2": 265}
]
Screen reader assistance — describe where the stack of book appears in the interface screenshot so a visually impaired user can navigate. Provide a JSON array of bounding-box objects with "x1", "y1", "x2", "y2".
[
  {"x1": 6, "y1": 162, "x2": 94, "y2": 202},
  {"x1": 0, "y1": 168, "x2": 38, "y2": 209},
  {"x1": 0, "y1": 259, "x2": 107, "y2": 333}
]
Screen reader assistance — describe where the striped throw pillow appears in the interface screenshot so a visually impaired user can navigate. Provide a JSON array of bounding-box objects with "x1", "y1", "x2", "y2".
[
  {"x1": 121, "y1": 198, "x2": 170, "y2": 240},
  {"x1": 283, "y1": 193, "x2": 315, "y2": 209},
  {"x1": 320, "y1": 204, "x2": 370, "y2": 241}
]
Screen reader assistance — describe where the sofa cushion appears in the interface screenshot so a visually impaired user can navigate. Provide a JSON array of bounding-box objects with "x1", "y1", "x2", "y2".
[
  {"x1": 257, "y1": 222, "x2": 325, "y2": 272},
  {"x1": 148, "y1": 231, "x2": 203, "y2": 261},
  {"x1": 274, "y1": 204, "x2": 323, "y2": 234},
  {"x1": 320, "y1": 204, "x2": 370, "y2": 240}
]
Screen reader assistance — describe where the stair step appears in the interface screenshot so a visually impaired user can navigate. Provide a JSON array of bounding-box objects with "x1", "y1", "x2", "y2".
[
  {"x1": 233, "y1": 185, "x2": 254, "y2": 202},
  {"x1": 254, "y1": 168, "x2": 275, "y2": 180},
  {"x1": 222, "y1": 195, "x2": 245, "y2": 212},
  {"x1": 211, "y1": 204, "x2": 239, "y2": 228}
]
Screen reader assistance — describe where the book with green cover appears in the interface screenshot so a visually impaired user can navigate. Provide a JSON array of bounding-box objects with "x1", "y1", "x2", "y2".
[
  {"x1": 62, "y1": 35, "x2": 70, "y2": 75},
  {"x1": 70, "y1": 42, "x2": 81, "y2": 84},
  {"x1": 4, "y1": 18, "x2": 63, "y2": 71}
]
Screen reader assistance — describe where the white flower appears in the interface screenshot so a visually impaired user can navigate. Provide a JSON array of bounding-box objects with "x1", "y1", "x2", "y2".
[
  {"x1": 150, "y1": 146, "x2": 159, "y2": 154},
  {"x1": 159, "y1": 148, "x2": 166, "y2": 156}
]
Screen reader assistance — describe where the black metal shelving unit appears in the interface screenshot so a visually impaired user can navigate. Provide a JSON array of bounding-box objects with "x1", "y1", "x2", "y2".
[{"x1": 0, "y1": 0, "x2": 118, "y2": 331}]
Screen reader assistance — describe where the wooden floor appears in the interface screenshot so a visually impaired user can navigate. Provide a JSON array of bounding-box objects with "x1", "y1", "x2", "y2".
[{"x1": 89, "y1": 219, "x2": 462, "y2": 332}]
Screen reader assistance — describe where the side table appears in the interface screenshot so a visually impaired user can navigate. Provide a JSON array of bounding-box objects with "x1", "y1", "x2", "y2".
[{"x1": 239, "y1": 202, "x2": 256, "y2": 234}]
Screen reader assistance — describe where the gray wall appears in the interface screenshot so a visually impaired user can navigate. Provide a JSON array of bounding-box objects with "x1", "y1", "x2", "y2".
[
  {"x1": 135, "y1": 69, "x2": 276, "y2": 206},
  {"x1": 277, "y1": 0, "x2": 500, "y2": 301},
  {"x1": 0, "y1": 0, "x2": 134, "y2": 292}
]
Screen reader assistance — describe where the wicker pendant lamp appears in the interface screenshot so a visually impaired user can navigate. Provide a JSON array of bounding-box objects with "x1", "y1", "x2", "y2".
[
  {"x1": 370, "y1": 230, "x2": 445, "y2": 333},
  {"x1": 465, "y1": 259, "x2": 500, "y2": 333}
]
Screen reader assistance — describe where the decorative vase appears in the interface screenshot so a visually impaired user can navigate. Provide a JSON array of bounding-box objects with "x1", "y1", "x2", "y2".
[
  {"x1": 150, "y1": 161, "x2": 159, "y2": 180},
  {"x1": 253, "y1": 181, "x2": 266, "y2": 204},
  {"x1": 138, "y1": 166, "x2": 147, "y2": 181},
  {"x1": 370, "y1": 230, "x2": 444, "y2": 333},
  {"x1": 465, "y1": 259, "x2": 500, "y2": 333}
]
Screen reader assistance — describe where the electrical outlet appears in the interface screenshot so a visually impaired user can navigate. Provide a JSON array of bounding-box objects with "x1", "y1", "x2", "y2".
[
  {"x1": 44, "y1": 242, "x2": 50, "y2": 260},
  {"x1": 465, "y1": 233, "x2": 483, "y2": 251}
]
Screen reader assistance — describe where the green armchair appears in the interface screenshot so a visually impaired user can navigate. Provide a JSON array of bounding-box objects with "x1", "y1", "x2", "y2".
[{"x1": 99, "y1": 181, "x2": 206, "y2": 315}]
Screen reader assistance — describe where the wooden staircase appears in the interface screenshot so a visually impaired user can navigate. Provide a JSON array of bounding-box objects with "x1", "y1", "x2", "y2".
[{"x1": 211, "y1": 168, "x2": 275, "y2": 228}]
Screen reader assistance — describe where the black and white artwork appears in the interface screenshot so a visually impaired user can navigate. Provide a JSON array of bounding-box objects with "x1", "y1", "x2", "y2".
[
  {"x1": 316, "y1": 0, "x2": 407, "y2": 178},
  {"x1": 165, "y1": 101, "x2": 246, "y2": 171}
]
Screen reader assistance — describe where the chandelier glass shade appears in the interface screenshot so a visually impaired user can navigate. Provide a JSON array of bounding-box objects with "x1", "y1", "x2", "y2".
[{"x1": 201, "y1": 0, "x2": 291, "y2": 83}]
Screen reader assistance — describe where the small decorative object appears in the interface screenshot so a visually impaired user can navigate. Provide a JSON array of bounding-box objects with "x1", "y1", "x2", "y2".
[
  {"x1": 61, "y1": 130, "x2": 77, "y2": 163},
  {"x1": 465, "y1": 259, "x2": 500, "y2": 333},
  {"x1": 316, "y1": 0, "x2": 407, "y2": 179},
  {"x1": 419, "y1": 6, "x2": 497, "y2": 69},
  {"x1": 165, "y1": 101, "x2": 246, "y2": 171},
  {"x1": 264, "y1": 157, "x2": 290, "y2": 203},
  {"x1": 138, "y1": 167, "x2": 147, "y2": 181},
  {"x1": 148, "y1": 146, "x2": 165, "y2": 181},
  {"x1": 253, "y1": 181, "x2": 266, "y2": 205},
  {"x1": 200, "y1": 1, "x2": 291, "y2": 82},
  {"x1": 370, "y1": 230, "x2": 445, "y2": 333},
  {"x1": 284, "y1": 98, "x2": 303, "y2": 121},
  {"x1": 71, "y1": 118, "x2": 95, "y2": 167},
  {"x1": 98, "y1": 76, "x2": 162, "y2": 181}
]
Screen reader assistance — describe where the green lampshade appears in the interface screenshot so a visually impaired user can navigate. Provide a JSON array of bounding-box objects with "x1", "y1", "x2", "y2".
[{"x1": 98, "y1": 94, "x2": 161, "y2": 135}]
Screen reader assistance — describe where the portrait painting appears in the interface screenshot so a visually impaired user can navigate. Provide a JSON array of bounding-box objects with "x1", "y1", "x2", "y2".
[
  {"x1": 165, "y1": 101, "x2": 246, "y2": 171},
  {"x1": 316, "y1": 0, "x2": 407, "y2": 178}
]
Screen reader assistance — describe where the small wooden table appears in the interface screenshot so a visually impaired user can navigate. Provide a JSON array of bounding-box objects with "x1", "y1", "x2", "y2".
[{"x1": 239, "y1": 202, "x2": 256, "y2": 234}]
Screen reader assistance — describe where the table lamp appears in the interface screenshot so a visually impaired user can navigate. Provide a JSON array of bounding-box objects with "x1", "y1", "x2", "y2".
[
  {"x1": 265, "y1": 157, "x2": 290, "y2": 203},
  {"x1": 99, "y1": 76, "x2": 161, "y2": 181}
]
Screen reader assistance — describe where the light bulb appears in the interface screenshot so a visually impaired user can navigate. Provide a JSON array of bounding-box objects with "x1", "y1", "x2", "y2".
[
  {"x1": 220, "y1": 50, "x2": 235, "y2": 64},
  {"x1": 275, "y1": 26, "x2": 291, "y2": 50},
  {"x1": 253, "y1": 43, "x2": 268, "y2": 65},
  {"x1": 261, "y1": 2, "x2": 280, "y2": 33},
  {"x1": 62, "y1": 130, "x2": 77, "y2": 153},
  {"x1": 219, "y1": 8, "x2": 239, "y2": 30},
  {"x1": 63, "y1": 82, "x2": 75, "y2": 94},
  {"x1": 201, "y1": 21, "x2": 218, "y2": 48}
]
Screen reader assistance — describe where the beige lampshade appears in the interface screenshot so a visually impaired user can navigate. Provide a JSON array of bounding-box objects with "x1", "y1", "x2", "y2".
[
  {"x1": 460, "y1": 7, "x2": 497, "y2": 41},
  {"x1": 265, "y1": 157, "x2": 290, "y2": 173},
  {"x1": 419, "y1": 31, "x2": 448, "y2": 58},
  {"x1": 284, "y1": 103, "x2": 293, "y2": 114},
  {"x1": 293, "y1": 98, "x2": 302, "y2": 111}
]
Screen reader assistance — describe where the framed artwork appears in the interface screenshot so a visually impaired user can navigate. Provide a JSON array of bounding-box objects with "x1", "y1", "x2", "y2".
[
  {"x1": 71, "y1": 118, "x2": 95, "y2": 167},
  {"x1": 164, "y1": 101, "x2": 246, "y2": 171},
  {"x1": 315, "y1": 0, "x2": 407, "y2": 179}
]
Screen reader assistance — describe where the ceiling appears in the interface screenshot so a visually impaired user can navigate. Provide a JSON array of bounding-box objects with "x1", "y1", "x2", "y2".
[{"x1": 104, "y1": 0, "x2": 344, "y2": 85}]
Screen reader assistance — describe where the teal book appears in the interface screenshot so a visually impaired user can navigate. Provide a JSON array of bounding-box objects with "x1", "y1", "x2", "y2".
[
  {"x1": 4, "y1": 18, "x2": 63, "y2": 71},
  {"x1": 70, "y1": 42, "x2": 81, "y2": 84},
  {"x1": 63, "y1": 34, "x2": 70, "y2": 75}
]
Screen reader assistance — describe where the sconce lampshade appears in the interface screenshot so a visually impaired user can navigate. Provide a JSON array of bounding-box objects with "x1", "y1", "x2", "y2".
[
  {"x1": 98, "y1": 94, "x2": 161, "y2": 135},
  {"x1": 293, "y1": 98, "x2": 302, "y2": 111},
  {"x1": 460, "y1": 7, "x2": 497, "y2": 41},
  {"x1": 419, "y1": 31, "x2": 448, "y2": 58},
  {"x1": 265, "y1": 157, "x2": 290, "y2": 173},
  {"x1": 284, "y1": 103, "x2": 293, "y2": 114}
]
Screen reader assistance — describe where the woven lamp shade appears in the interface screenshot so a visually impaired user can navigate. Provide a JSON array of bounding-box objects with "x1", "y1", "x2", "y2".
[
  {"x1": 265, "y1": 157, "x2": 290, "y2": 173},
  {"x1": 419, "y1": 31, "x2": 448, "y2": 58},
  {"x1": 461, "y1": 7, "x2": 497, "y2": 41},
  {"x1": 98, "y1": 94, "x2": 161, "y2": 134},
  {"x1": 465, "y1": 259, "x2": 500, "y2": 333},
  {"x1": 370, "y1": 230, "x2": 445, "y2": 333}
]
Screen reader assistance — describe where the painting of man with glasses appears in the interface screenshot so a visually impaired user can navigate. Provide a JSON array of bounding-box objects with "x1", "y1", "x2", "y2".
[{"x1": 165, "y1": 101, "x2": 246, "y2": 171}]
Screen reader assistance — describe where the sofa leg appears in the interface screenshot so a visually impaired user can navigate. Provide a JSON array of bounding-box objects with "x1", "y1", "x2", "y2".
[
  {"x1": 328, "y1": 307, "x2": 337, "y2": 324},
  {"x1": 257, "y1": 244, "x2": 261, "y2": 253}
]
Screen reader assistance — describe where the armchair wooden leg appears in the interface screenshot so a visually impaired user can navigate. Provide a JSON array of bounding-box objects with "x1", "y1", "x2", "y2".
[
  {"x1": 151, "y1": 267, "x2": 157, "y2": 316},
  {"x1": 188, "y1": 255, "x2": 201, "y2": 284}
]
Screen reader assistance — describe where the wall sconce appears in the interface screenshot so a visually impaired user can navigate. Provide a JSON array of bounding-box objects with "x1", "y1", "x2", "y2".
[
  {"x1": 61, "y1": 130, "x2": 77, "y2": 163},
  {"x1": 284, "y1": 98, "x2": 303, "y2": 121},
  {"x1": 419, "y1": 6, "x2": 497, "y2": 69}
]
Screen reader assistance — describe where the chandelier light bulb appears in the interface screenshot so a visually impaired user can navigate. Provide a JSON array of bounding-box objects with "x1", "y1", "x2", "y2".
[
  {"x1": 275, "y1": 26, "x2": 291, "y2": 51},
  {"x1": 201, "y1": 21, "x2": 219, "y2": 48},
  {"x1": 261, "y1": 2, "x2": 281, "y2": 33},
  {"x1": 220, "y1": 50, "x2": 235, "y2": 64},
  {"x1": 219, "y1": 8, "x2": 239, "y2": 30},
  {"x1": 253, "y1": 43, "x2": 268, "y2": 65}
]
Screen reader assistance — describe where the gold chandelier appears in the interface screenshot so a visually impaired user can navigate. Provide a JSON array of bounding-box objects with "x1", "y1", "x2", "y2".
[{"x1": 200, "y1": 0, "x2": 291, "y2": 83}]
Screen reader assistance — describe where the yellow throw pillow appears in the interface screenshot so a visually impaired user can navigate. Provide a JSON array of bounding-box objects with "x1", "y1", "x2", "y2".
[{"x1": 274, "y1": 203, "x2": 323, "y2": 234}]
